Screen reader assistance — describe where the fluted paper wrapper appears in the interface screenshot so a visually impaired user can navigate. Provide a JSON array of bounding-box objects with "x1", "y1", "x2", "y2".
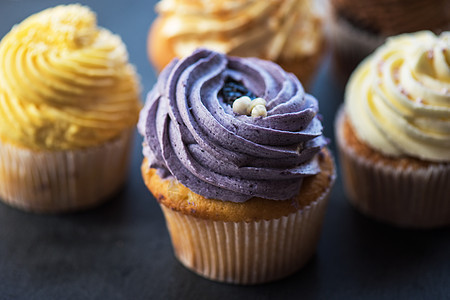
[
  {"x1": 159, "y1": 190, "x2": 330, "y2": 285},
  {"x1": 0, "y1": 130, "x2": 134, "y2": 213},
  {"x1": 336, "y1": 111, "x2": 450, "y2": 228}
]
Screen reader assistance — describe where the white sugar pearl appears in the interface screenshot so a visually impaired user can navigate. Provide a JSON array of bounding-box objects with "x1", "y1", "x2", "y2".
[
  {"x1": 251, "y1": 104, "x2": 267, "y2": 118},
  {"x1": 249, "y1": 98, "x2": 267, "y2": 112},
  {"x1": 232, "y1": 96, "x2": 252, "y2": 115}
]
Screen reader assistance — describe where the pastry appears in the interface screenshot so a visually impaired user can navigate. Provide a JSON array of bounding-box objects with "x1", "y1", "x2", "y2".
[
  {"x1": 148, "y1": 0, "x2": 325, "y2": 87},
  {"x1": 0, "y1": 4, "x2": 141, "y2": 212},
  {"x1": 139, "y1": 48, "x2": 336, "y2": 284},
  {"x1": 335, "y1": 31, "x2": 450, "y2": 228}
]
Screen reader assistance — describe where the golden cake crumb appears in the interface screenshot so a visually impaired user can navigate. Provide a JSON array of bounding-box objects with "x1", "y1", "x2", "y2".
[
  {"x1": 340, "y1": 113, "x2": 437, "y2": 170},
  {"x1": 142, "y1": 148, "x2": 335, "y2": 222}
]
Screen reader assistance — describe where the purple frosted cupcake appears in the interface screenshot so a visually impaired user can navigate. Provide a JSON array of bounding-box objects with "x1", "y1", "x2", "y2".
[{"x1": 139, "y1": 49, "x2": 336, "y2": 284}]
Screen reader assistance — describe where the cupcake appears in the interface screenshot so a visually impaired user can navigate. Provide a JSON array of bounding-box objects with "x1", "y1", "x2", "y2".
[
  {"x1": 336, "y1": 31, "x2": 450, "y2": 228},
  {"x1": 148, "y1": 0, "x2": 325, "y2": 87},
  {"x1": 328, "y1": 0, "x2": 450, "y2": 79},
  {"x1": 139, "y1": 48, "x2": 336, "y2": 284},
  {"x1": 0, "y1": 5, "x2": 141, "y2": 213}
]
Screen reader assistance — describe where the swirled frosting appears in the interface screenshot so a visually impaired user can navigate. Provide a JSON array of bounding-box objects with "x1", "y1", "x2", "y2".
[
  {"x1": 154, "y1": 0, "x2": 322, "y2": 61},
  {"x1": 346, "y1": 31, "x2": 450, "y2": 162},
  {"x1": 0, "y1": 4, "x2": 141, "y2": 150},
  {"x1": 139, "y1": 49, "x2": 327, "y2": 202}
]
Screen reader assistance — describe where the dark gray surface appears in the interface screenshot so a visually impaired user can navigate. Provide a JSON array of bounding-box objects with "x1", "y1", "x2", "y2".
[{"x1": 0, "y1": 1, "x2": 449, "y2": 299}]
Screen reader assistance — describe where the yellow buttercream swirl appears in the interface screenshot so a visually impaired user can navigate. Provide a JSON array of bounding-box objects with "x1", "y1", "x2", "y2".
[
  {"x1": 155, "y1": 0, "x2": 322, "y2": 61},
  {"x1": 0, "y1": 4, "x2": 141, "y2": 150},
  {"x1": 346, "y1": 31, "x2": 450, "y2": 162}
]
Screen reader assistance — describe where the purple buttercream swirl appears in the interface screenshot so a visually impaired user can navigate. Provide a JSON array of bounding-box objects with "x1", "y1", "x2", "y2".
[{"x1": 139, "y1": 49, "x2": 327, "y2": 202}]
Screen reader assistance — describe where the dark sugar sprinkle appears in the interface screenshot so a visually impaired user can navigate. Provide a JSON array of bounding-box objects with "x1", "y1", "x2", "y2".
[{"x1": 219, "y1": 78, "x2": 256, "y2": 105}]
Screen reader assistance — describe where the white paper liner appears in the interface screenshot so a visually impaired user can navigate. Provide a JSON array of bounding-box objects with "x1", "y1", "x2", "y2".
[
  {"x1": 0, "y1": 130, "x2": 134, "y2": 213},
  {"x1": 336, "y1": 109, "x2": 450, "y2": 228},
  {"x1": 159, "y1": 187, "x2": 332, "y2": 285}
]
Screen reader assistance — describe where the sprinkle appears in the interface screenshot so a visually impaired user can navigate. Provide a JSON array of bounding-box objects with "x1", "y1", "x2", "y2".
[
  {"x1": 251, "y1": 105, "x2": 267, "y2": 118},
  {"x1": 377, "y1": 60, "x2": 384, "y2": 75},
  {"x1": 233, "y1": 96, "x2": 268, "y2": 118},
  {"x1": 393, "y1": 67, "x2": 400, "y2": 82},
  {"x1": 249, "y1": 97, "x2": 267, "y2": 114},
  {"x1": 220, "y1": 78, "x2": 256, "y2": 105},
  {"x1": 232, "y1": 96, "x2": 252, "y2": 115},
  {"x1": 398, "y1": 86, "x2": 412, "y2": 99}
]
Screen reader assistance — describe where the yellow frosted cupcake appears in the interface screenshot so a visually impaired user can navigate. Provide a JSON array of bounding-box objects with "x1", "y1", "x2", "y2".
[
  {"x1": 148, "y1": 0, "x2": 325, "y2": 87},
  {"x1": 336, "y1": 31, "x2": 450, "y2": 228},
  {"x1": 0, "y1": 5, "x2": 141, "y2": 213}
]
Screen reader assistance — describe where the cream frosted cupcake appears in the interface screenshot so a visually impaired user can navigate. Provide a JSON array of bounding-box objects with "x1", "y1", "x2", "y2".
[
  {"x1": 327, "y1": 0, "x2": 450, "y2": 79},
  {"x1": 148, "y1": 0, "x2": 325, "y2": 87},
  {"x1": 336, "y1": 31, "x2": 450, "y2": 228},
  {"x1": 0, "y1": 5, "x2": 141, "y2": 213},
  {"x1": 139, "y1": 49, "x2": 336, "y2": 284}
]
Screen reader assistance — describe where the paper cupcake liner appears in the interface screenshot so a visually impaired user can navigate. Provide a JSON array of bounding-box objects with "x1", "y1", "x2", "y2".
[
  {"x1": 0, "y1": 130, "x2": 134, "y2": 213},
  {"x1": 336, "y1": 110, "x2": 450, "y2": 228},
  {"x1": 159, "y1": 188, "x2": 331, "y2": 285}
]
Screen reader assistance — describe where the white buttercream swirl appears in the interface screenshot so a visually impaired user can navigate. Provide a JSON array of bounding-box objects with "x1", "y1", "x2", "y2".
[{"x1": 346, "y1": 31, "x2": 450, "y2": 162}]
